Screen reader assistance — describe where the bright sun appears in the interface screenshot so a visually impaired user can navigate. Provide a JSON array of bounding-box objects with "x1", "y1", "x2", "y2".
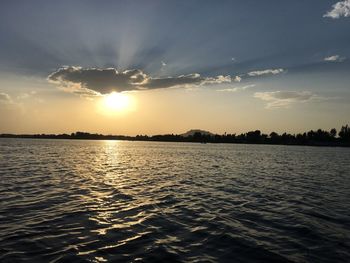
[{"x1": 103, "y1": 92, "x2": 130, "y2": 111}]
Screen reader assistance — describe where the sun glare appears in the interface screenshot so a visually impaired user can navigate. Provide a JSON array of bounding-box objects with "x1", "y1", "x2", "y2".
[{"x1": 104, "y1": 92, "x2": 130, "y2": 111}]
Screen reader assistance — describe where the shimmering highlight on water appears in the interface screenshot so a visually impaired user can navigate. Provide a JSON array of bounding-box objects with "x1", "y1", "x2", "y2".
[{"x1": 0, "y1": 139, "x2": 349, "y2": 262}]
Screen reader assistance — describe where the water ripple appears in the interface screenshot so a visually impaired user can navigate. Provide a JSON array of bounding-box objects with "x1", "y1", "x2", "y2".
[{"x1": 1, "y1": 139, "x2": 350, "y2": 262}]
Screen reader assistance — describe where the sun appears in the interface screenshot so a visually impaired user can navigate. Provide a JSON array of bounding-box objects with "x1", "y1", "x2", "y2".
[{"x1": 103, "y1": 92, "x2": 130, "y2": 111}]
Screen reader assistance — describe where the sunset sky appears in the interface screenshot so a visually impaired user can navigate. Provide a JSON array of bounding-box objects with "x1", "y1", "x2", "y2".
[{"x1": 0, "y1": 0, "x2": 349, "y2": 135}]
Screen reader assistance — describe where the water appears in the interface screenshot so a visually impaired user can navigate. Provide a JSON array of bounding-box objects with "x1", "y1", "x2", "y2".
[{"x1": 0, "y1": 138, "x2": 349, "y2": 262}]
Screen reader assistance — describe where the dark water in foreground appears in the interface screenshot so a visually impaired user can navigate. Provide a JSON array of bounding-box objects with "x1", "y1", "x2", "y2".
[{"x1": 0, "y1": 139, "x2": 349, "y2": 262}]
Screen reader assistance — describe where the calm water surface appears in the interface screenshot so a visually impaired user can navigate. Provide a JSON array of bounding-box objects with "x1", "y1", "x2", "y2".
[{"x1": 0, "y1": 138, "x2": 349, "y2": 262}]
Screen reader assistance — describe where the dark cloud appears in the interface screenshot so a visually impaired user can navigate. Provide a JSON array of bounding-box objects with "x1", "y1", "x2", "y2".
[
  {"x1": 142, "y1": 74, "x2": 202, "y2": 89},
  {"x1": 48, "y1": 66, "x2": 231, "y2": 95},
  {"x1": 48, "y1": 67, "x2": 147, "y2": 94}
]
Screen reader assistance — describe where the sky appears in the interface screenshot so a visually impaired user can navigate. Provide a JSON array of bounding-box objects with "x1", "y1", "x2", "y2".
[{"x1": 0, "y1": 0, "x2": 349, "y2": 135}]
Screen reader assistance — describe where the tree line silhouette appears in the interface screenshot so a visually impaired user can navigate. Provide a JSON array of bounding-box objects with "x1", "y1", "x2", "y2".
[{"x1": 1, "y1": 125, "x2": 350, "y2": 147}]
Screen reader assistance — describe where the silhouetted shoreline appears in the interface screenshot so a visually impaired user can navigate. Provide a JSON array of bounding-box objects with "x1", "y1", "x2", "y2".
[{"x1": 1, "y1": 125, "x2": 350, "y2": 147}]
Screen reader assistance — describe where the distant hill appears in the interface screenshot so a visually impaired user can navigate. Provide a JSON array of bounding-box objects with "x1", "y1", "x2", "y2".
[{"x1": 181, "y1": 129, "x2": 214, "y2": 137}]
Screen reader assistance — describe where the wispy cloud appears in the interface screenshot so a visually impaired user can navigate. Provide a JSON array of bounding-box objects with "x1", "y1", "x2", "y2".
[
  {"x1": 217, "y1": 84, "x2": 256, "y2": 92},
  {"x1": 204, "y1": 75, "x2": 232, "y2": 84},
  {"x1": 0, "y1": 93, "x2": 12, "y2": 104},
  {"x1": 247, "y1": 68, "x2": 284, "y2": 77},
  {"x1": 324, "y1": 0, "x2": 350, "y2": 18},
  {"x1": 254, "y1": 91, "x2": 314, "y2": 109},
  {"x1": 48, "y1": 66, "x2": 232, "y2": 95},
  {"x1": 17, "y1": 91, "x2": 37, "y2": 99},
  {"x1": 324, "y1": 55, "x2": 346, "y2": 62}
]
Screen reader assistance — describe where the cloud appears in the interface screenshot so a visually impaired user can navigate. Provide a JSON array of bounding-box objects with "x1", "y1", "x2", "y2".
[
  {"x1": 203, "y1": 75, "x2": 232, "y2": 84},
  {"x1": 48, "y1": 67, "x2": 147, "y2": 95},
  {"x1": 248, "y1": 68, "x2": 284, "y2": 77},
  {"x1": 324, "y1": 55, "x2": 346, "y2": 62},
  {"x1": 48, "y1": 66, "x2": 232, "y2": 95},
  {"x1": 233, "y1": 76, "x2": 242, "y2": 82},
  {"x1": 254, "y1": 91, "x2": 314, "y2": 108},
  {"x1": 217, "y1": 84, "x2": 256, "y2": 92},
  {"x1": 16, "y1": 91, "x2": 38, "y2": 101},
  {"x1": 0, "y1": 93, "x2": 12, "y2": 104},
  {"x1": 324, "y1": 0, "x2": 350, "y2": 18}
]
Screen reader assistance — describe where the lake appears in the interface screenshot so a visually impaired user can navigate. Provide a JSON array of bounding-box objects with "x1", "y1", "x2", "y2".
[{"x1": 0, "y1": 139, "x2": 349, "y2": 262}]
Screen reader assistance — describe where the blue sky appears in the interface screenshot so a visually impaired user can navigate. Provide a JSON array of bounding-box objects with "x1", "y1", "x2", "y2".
[
  {"x1": 0, "y1": 0, "x2": 349, "y2": 134},
  {"x1": 1, "y1": 1, "x2": 350, "y2": 76}
]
